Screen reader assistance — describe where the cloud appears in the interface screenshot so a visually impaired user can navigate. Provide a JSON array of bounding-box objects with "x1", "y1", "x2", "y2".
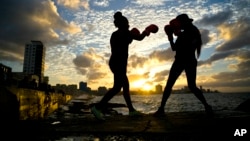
[
  {"x1": 2, "y1": 0, "x2": 248, "y2": 92},
  {"x1": 200, "y1": 29, "x2": 211, "y2": 45},
  {"x1": 149, "y1": 47, "x2": 175, "y2": 62},
  {"x1": 198, "y1": 15, "x2": 250, "y2": 66},
  {"x1": 0, "y1": 0, "x2": 81, "y2": 62},
  {"x1": 73, "y1": 48, "x2": 108, "y2": 82},
  {"x1": 128, "y1": 47, "x2": 175, "y2": 70},
  {"x1": 73, "y1": 53, "x2": 93, "y2": 68},
  {"x1": 87, "y1": 68, "x2": 106, "y2": 81},
  {"x1": 92, "y1": 0, "x2": 110, "y2": 7},
  {"x1": 198, "y1": 47, "x2": 250, "y2": 91},
  {"x1": 153, "y1": 70, "x2": 169, "y2": 82},
  {"x1": 198, "y1": 51, "x2": 234, "y2": 66},
  {"x1": 73, "y1": 48, "x2": 103, "y2": 70},
  {"x1": 129, "y1": 54, "x2": 147, "y2": 68},
  {"x1": 196, "y1": 9, "x2": 233, "y2": 26},
  {"x1": 207, "y1": 59, "x2": 250, "y2": 88},
  {"x1": 132, "y1": 0, "x2": 168, "y2": 6},
  {"x1": 69, "y1": 1, "x2": 250, "y2": 92},
  {"x1": 128, "y1": 72, "x2": 152, "y2": 88},
  {"x1": 216, "y1": 17, "x2": 250, "y2": 52},
  {"x1": 57, "y1": 0, "x2": 90, "y2": 10}
]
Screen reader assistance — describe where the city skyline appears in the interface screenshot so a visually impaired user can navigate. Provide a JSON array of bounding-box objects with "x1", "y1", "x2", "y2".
[
  {"x1": 51, "y1": 81, "x2": 219, "y2": 95},
  {"x1": 0, "y1": 0, "x2": 250, "y2": 93}
]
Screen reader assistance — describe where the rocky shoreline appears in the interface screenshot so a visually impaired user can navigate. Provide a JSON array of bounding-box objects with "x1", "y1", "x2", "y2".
[{"x1": 6, "y1": 108, "x2": 249, "y2": 141}]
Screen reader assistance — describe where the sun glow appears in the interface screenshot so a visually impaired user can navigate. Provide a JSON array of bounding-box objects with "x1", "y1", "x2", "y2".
[
  {"x1": 142, "y1": 84, "x2": 152, "y2": 91},
  {"x1": 131, "y1": 79, "x2": 154, "y2": 91}
]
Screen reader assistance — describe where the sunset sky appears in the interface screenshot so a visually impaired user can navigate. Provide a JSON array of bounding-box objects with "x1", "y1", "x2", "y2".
[{"x1": 1, "y1": 0, "x2": 250, "y2": 92}]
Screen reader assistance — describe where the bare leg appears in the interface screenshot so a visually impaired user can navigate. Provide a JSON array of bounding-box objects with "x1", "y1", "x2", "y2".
[
  {"x1": 159, "y1": 60, "x2": 184, "y2": 110},
  {"x1": 185, "y1": 60, "x2": 213, "y2": 116},
  {"x1": 185, "y1": 60, "x2": 209, "y2": 106},
  {"x1": 122, "y1": 75, "x2": 135, "y2": 112},
  {"x1": 96, "y1": 73, "x2": 122, "y2": 110}
]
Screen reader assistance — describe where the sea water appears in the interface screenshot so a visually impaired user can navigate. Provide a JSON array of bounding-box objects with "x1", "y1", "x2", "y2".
[
  {"x1": 52, "y1": 92, "x2": 250, "y2": 141},
  {"x1": 90, "y1": 92, "x2": 250, "y2": 115}
]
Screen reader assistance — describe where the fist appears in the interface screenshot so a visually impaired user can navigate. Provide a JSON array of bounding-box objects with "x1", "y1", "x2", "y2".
[
  {"x1": 145, "y1": 24, "x2": 159, "y2": 33},
  {"x1": 164, "y1": 24, "x2": 174, "y2": 36},
  {"x1": 130, "y1": 28, "x2": 140, "y2": 37}
]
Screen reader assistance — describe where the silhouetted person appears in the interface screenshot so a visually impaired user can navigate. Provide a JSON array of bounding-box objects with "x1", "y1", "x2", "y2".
[
  {"x1": 91, "y1": 11, "x2": 158, "y2": 120},
  {"x1": 154, "y1": 14, "x2": 213, "y2": 116}
]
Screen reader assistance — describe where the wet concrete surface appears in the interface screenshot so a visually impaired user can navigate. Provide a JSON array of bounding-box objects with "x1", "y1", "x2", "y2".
[{"x1": 5, "y1": 110, "x2": 250, "y2": 141}]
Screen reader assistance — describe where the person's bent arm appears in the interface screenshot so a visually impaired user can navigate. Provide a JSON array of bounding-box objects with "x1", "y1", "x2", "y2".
[{"x1": 132, "y1": 30, "x2": 149, "y2": 41}]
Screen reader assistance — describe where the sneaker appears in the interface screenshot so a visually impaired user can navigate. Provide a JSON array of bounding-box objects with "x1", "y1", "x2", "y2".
[
  {"x1": 153, "y1": 108, "x2": 165, "y2": 117},
  {"x1": 129, "y1": 110, "x2": 143, "y2": 116},
  {"x1": 91, "y1": 106, "x2": 105, "y2": 121}
]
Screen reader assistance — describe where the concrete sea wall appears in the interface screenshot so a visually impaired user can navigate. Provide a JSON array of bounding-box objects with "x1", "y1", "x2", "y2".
[{"x1": 0, "y1": 86, "x2": 72, "y2": 120}]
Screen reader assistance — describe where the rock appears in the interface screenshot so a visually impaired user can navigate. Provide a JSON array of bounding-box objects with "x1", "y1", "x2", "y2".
[{"x1": 235, "y1": 98, "x2": 250, "y2": 112}]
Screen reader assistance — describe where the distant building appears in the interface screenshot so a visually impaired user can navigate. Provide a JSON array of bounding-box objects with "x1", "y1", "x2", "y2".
[
  {"x1": 52, "y1": 84, "x2": 83, "y2": 95},
  {"x1": 155, "y1": 84, "x2": 163, "y2": 94},
  {"x1": 11, "y1": 72, "x2": 26, "y2": 81},
  {"x1": 67, "y1": 84, "x2": 78, "y2": 94},
  {"x1": 43, "y1": 76, "x2": 49, "y2": 84},
  {"x1": 79, "y1": 81, "x2": 87, "y2": 91},
  {"x1": 23, "y1": 40, "x2": 45, "y2": 83},
  {"x1": 98, "y1": 86, "x2": 108, "y2": 95},
  {"x1": 182, "y1": 86, "x2": 190, "y2": 93},
  {"x1": 0, "y1": 63, "x2": 12, "y2": 73},
  {"x1": 0, "y1": 63, "x2": 12, "y2": 85}
]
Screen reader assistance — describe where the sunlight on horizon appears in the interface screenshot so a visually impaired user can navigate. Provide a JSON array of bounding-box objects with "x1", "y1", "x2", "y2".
[{"x1": 131, "y1": 79, "x2": 154, "y2": 91}]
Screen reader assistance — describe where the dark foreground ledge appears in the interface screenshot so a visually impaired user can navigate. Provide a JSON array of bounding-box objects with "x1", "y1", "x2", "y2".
[{"x1": 4, "y1": 110, "x2": 250, "y2": 141}]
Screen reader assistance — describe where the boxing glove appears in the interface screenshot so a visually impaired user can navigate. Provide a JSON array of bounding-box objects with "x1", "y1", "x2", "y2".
[
  {"x1": 170, "y1": 18, "x2": 181, "y2": 30},
  {"x1": 164, "y1": 24, "x2": 174, "y2": 36},
  {"x1": 145, "y1": 24, "x2": 159, "y2": 33}
]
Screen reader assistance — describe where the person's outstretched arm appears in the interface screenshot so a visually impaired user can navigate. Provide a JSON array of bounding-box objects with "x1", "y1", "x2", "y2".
[
  {"x1": 131, "y1": 24, "x2": 159, "y2": 41},
  {"x1": 130, "y1": 28, "x2": 149, "y2": 41}
]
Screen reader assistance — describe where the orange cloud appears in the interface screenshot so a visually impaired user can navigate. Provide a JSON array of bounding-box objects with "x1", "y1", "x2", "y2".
[
  {"x1": 217, "y1": 24, "x2": 232, "y2": 40},
  {"x1": 217, "y1": 20, "x2": 247, "y2": 41}
]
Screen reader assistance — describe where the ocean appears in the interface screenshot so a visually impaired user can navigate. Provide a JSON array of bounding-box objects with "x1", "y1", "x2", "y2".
[{"x1": 89, "y1": 92, "x2": 250, "y2": 115}]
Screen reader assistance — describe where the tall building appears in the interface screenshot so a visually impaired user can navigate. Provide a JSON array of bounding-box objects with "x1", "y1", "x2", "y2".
[
  {"x1": 79, "y1": 81, "x2": 87, "y2": 91},
  {"x1": 23, "y1": 41, "x2": 45, "y2": 83}
]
